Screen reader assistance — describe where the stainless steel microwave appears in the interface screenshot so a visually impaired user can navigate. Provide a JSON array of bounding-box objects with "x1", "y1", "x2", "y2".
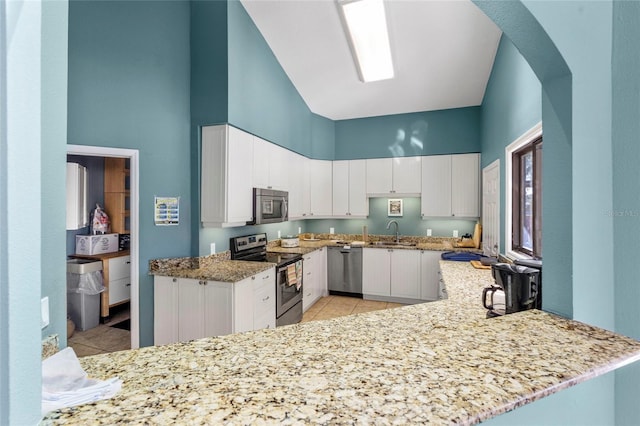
[{"x1": 249, "y1": 188, "x2": 288, "y2": 225}]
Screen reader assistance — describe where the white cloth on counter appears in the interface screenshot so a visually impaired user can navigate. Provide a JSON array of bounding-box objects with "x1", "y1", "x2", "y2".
[{"x1": 42, "y1": 347, "x2": 122, "y2": 417}]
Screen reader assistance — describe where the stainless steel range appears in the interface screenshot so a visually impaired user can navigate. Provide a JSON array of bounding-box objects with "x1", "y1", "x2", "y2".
[{"x1": 230, "y1": 233, "x2": 303, "y2": 327}]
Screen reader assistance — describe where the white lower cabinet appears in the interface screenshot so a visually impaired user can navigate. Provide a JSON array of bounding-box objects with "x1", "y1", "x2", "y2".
[
  {"x1": 420, "y1": 251, "x2": 441, "y2": 301},
  {"x1": 362, "y1": 248, "x2": 420, "y2": 300},
  {"x1": 154, "y1": 267, "x2": 275, "y2": 346},
  {"x1": 302, "y1": 247, "x2": 327, "y2": 312}
]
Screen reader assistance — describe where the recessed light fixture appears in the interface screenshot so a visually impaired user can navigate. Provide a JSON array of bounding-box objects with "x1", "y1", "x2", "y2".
[{"x1": 337, "y1": 0, "x2": 394, "y2": 83}]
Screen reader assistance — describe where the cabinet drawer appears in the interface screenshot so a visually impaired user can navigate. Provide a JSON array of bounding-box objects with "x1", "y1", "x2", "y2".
[
  {"x1": 108, "y1": 255, "x2": 131, "y2": 281},
  {"x1": 254, "y1": 310, "x2": 275, "y2": 331},
  {"x1": 254, "y1": 281, "x2": 275, "y2": 317},
  {"x1": 109, "y1": 277, "x2": 130, "y2": 305},
  {"x1": 252, "y1": 268, "x2": 274, "y2": 293}
]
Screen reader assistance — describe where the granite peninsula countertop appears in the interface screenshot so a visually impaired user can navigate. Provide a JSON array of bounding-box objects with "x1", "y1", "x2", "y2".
[
  {"x1": 149, "y1": 252, "x2": 275, "y2": 282},
  {"x1": 44, "y1": 261, "x2": 640, "y2": 425}
]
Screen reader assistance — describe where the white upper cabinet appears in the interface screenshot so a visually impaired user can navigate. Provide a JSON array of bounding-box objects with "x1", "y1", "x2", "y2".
[
  {"x1": 332, "y1": 160, "x2": 368, "y2": 217},
  {"x1": 421, "y1": 155, "x2": 452, "y2": 217},
  {"x1": 392, "y1": 157, "x2": 422, "y2": 194},
  {"x1": 366, "y1": 157, "x2": 421, "y2": 196},
  {"x1": 366, "y1": 158, "x2": 393, "y2": 195},
  {"x1": 252, "y1": 136, "x2": 289, "y2": 192},
  {"x1": 421, "y1": 153, "x2": 480, "y2": 218},
  {"x1": 201, "y1": 125, "x2": 254, "y2": 227},
  {"x1": 309, "y1": 160, "x2": 333, "y2": 217},
  {"x1": 288, "y1": 151, "x2": 309, "y2": 220},
  {"x1": 451, "y1": 154, "x2": 480, "y2": 218}
]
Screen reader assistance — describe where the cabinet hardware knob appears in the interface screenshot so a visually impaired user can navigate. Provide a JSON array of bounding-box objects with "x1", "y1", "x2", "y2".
[
  {"x1": 262, "y1": 296, "x2": 270, "y2": 301},
  {"x1": 252, "y1": 276, "x2": 256, "y2": 280},
  {"x1": 126, "y1": 283, "x2": 131, "y2": 287},
  {"x1": 126, "y1": 261, "x2": 131, "y2": 264},
  {"x1": 172, "y1": 278, "x2": 177, "y2": 283},
  {"x1": 263, "y1": 275, "x2": 270, "y2": 279}
]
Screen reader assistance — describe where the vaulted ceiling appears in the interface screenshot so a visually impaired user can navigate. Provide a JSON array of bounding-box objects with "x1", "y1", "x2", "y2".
[{"x1": 241, "y1": 0, "x2": 502, "y2": 120}]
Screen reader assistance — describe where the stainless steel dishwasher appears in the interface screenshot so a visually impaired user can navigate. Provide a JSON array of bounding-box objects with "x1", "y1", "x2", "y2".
[{"x1": 327, "y1": 246, "x2": 363, "y2": 297}]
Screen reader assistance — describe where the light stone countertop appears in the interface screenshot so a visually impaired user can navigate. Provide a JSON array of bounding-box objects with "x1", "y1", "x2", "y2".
[{"x1": 43, "y1": 261, "x2": 640, "y2": 425}]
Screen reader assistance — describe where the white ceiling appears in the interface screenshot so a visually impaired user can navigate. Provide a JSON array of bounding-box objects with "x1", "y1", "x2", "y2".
[{"x1": 240, "y1": 0, "x2": 502, "y2": 121}]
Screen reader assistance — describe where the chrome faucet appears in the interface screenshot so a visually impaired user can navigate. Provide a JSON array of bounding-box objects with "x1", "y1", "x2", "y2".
[{"x1": 386, "y1": 220, "x2": 400, "y2": 243}]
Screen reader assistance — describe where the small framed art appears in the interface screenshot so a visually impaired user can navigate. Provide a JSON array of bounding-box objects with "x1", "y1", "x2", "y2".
[{"x1": 388, "y1": 199, "x2": 403, "y2": 217}]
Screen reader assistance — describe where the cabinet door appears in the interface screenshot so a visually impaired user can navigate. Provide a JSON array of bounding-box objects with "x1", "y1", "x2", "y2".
[
  {"x1": 154, "y1": 276, "x2": 179, "y2": 346},
  {"x1": 201, "y1": 126, "x2": 227, "y2": 225},
  {"x1": 421, "y1": 155, "x2": 452, "y2": 217},
  {"x1": 349, "y1": 160, "x2": 368, "y2": 216},
  {"x1": 178, "y1": 279, "x2": 205, "y2": 342},
  {"x1": 420, "y1": 251, "x2": 441, "y2": 301},
  {"x1": 268, "y1": 144, "x2": 289, "y2": 191},
  {"x1": 309, "y1": 160, "x2": 333, "y2": 217},
  {"x1": 288, "y1": 151, "x2": 306, "y2": 219},
  {"x1": 366, "y1": 158, "x2": 392, "y2": 195},
  {"x1": 202, "y1": 281, "x2": 233, "y2": 337},
  {"x1": 227, "y1": 126, "x2": 254, "y2": 223},
  {"x1": 451, "y1": 153, "x2": 480, "y2": 217},
  {"x1": 393, "y1": 157, "x2": 422, "y2": 194},
  {"x1": 233, "y1": 278, "x2": 254, "y2": 333},
  {"x1": 252, "y1": 136, "x2": 271, "y2": 189},
  {"x1": 332, "y1": 161, "x2": 350, "y2": 216},
  {"x1": 362, "y1": 248, "x2": 391, "y2": 297},
  {"x1": 314, "y1": 247, "x2": 327, "y2": 301},
  {"x1": 390, "y1": 249, "x2": 421, "y2": 299}
]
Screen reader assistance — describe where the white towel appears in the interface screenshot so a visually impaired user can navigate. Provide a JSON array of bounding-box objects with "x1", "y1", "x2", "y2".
[{"x1": 42, "y1": 347, "x2": 122, "y2": 417}]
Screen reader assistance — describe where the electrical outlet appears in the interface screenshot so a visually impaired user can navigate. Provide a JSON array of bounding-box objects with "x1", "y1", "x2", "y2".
[
  {"x1": 427, "y1": 229, "x2": 432, "y2": 236},
  {"x1": 453, "y1": 230, "x2": 459, "y2": 238},
  {"x1": 329, "y1": 227, "x2": 335, "y2": 234},
  {"x1": 210, "y1": 243, "x2": 216, "y2": 255},
  {"x1": 298, "y1": 226, "x2": 302, "y2": 234},
  {"x1": 41, "y1": 297, "x2": 49, "y2": 329},
  {"x1": 277, "y1": 230, "x2": 281, "y2": 239}
]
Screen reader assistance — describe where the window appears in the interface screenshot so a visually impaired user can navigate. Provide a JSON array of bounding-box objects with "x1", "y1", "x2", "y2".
[
  {"x1": 505, "y1": 122, "x2": 542, "y2": 260},
  {"x1": 512, "y1": 137, "x2": 542, "y2": 258}
]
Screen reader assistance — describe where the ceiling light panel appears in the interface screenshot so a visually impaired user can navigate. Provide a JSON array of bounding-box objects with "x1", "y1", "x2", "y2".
[{"x1": 338, "y1": 0, "x2": 394, "y2": 83}]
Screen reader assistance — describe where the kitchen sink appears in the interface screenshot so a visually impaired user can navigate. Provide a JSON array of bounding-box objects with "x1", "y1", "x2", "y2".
[{"x1": 369, "y1": 241, "x2": 417, "y2": 247}]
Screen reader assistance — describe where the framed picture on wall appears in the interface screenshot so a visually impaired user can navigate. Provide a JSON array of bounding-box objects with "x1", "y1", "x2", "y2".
[{"x1": 388, "y1": 199, "x2": 403, "y2": 217}]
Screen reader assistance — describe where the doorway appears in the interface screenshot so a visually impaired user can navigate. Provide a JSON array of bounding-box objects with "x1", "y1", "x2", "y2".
[
  {"x1": 66, "y1": 145, "x2": 140, "y2": 350},
  {"x1": 482, "y1": 160, "x2": 500, "y2": 258}
]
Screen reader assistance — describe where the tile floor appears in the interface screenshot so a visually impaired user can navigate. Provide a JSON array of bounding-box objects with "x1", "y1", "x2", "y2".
[
  {"x1": 68, "y1": 304, "x2": 131, "y2": 357},
  {"x1": 68, "y1": 296, "x2": 404, "y2": 357},
  {"x1": 302, "y1": 295, "x2": 405, "y2": 322}
]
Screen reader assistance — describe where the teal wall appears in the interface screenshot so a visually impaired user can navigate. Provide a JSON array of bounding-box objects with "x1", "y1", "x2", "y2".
[
  {"x1": 479, "y1": 34, "x2": 541, "y2": 254},
  {"x1": 306, "y1": 198, "x2": 476, "y2": 238},
  {"x1": 227, "y1": 0, "x2": 316, "y2": 157},
  {"x1": 67, "y1": 0, "x2": 192, "y2": 347},
  {"x1": 334, "y1": 107, "x2": 481, "y2": 160},
  {"x1": 612, "y1": 0, "x2": 640, "y2": 423}
]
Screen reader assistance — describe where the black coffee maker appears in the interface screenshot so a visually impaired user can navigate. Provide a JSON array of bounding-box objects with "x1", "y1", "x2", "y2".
[{"x1": 483, "y1": 263, "x2": 540, "y2": 318}]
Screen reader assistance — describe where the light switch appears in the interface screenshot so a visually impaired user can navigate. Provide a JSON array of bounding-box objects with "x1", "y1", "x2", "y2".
[
  {"x1": 330, "y1": 227, "x2": 335, "y2": 234},
  {"x1": 210, "y1": 243, "x2": 216, "y2": 255},
  {"x1": 277, "y1": 230, "x2": 281, "y2": 239},
  {"x1": 453, "y1": 230, "x2": 459, "y2": 238},
  {"x1": 41, "y1": 297, "x2": 49, "y2": 329},
  {"x1": 427, "y1": 229, "x2": 432, "y2": 236}
]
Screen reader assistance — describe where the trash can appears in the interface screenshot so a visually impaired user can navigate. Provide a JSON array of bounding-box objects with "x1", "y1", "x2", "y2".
[{"x1": 66, "y1": 259, "x2": 105, "y2": 331}]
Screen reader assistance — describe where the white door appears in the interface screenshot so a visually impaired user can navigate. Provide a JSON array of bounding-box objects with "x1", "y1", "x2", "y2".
[
  {"x1": 482, "y1": 160, "x2": 500, "y2": 257},
  {"x1": 421, "y1": 155, "x2": 452, "y2": 217}
]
